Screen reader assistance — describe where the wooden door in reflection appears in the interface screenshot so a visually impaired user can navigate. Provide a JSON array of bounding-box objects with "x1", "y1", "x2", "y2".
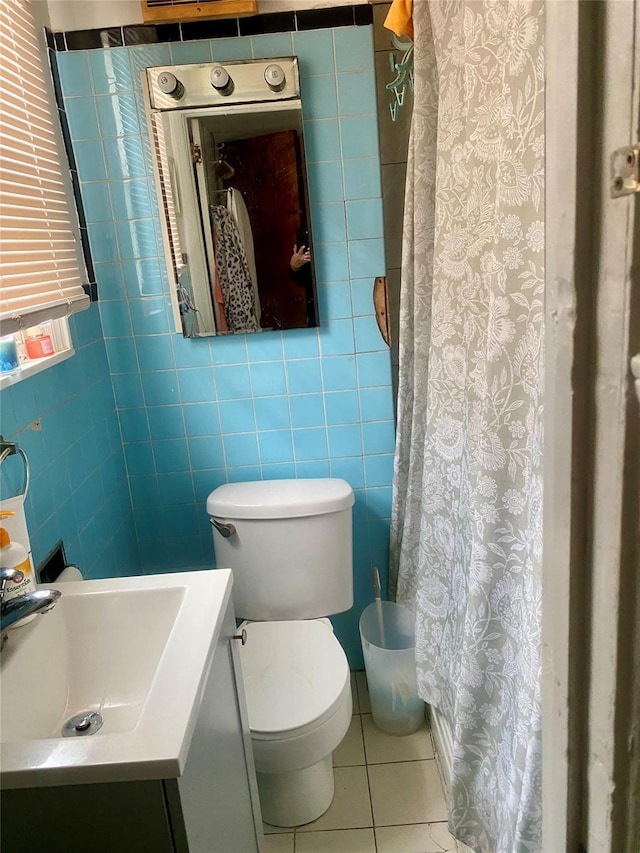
[{"x1": 223, "y1": 130, "x2": 315, "y2": 330}]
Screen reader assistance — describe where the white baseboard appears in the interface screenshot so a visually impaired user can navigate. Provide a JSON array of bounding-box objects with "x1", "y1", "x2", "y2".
[{"x1": 428, "y1": 703, "x2": 453, "y2": 792}]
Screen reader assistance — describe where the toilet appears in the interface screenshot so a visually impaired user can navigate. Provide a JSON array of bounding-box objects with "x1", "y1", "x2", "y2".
[{"x1": 206, "y1": 478, "x2": 355, "y2": 827}]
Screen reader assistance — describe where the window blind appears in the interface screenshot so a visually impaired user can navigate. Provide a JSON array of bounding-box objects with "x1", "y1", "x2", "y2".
[
  {"x1": 152, "y1": 112, "x2": 183, "y2": 276},
  {"x1": 0, "y1": 0, "x2": 89, "y2": 336}
]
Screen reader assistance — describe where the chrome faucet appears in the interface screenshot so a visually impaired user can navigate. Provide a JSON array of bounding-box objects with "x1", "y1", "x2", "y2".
[{"x1": 0, "y1": 567, "x2": 61, "y2": 638}]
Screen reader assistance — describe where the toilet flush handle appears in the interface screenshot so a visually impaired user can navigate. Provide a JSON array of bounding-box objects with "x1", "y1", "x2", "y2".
[{"x1": 210, "y1": 517, "x2": 236, "y2": 538}]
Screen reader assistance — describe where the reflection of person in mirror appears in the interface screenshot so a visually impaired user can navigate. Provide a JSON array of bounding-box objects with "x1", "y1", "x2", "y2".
[
  {"x1": 289, "y1": 231, "x2": 317, "y2": 326},
  {"x1": 290, "y1": 244, "x2": 311, "y2": 271}
]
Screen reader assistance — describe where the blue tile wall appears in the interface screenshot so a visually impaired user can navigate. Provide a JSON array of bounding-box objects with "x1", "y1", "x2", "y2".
[
  {"x1": 0, "y1": 306, "x2": 141, "y2": 580},
  {"x1": 58, "y1": 24, "x2": 394, "y2": 667}
]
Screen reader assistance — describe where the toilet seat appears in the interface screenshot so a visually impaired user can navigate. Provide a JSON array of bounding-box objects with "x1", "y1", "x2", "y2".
[{"x1": 240, "y1": 619, "x2": 350, "y2": 737}]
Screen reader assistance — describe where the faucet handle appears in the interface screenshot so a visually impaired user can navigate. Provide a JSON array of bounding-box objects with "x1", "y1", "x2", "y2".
[{"x1": 0, "y1": 567, "x2": 24, "y2": 591}]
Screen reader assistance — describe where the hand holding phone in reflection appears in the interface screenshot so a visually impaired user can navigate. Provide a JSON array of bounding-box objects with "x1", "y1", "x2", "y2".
[{"x1": 290, "y1": 244, "x2": 311, "y2": 271}]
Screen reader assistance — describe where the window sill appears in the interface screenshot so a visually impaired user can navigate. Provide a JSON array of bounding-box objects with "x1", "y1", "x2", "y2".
[{"x1": 0, "y1": 347, "x2": 75, "y2": 390}]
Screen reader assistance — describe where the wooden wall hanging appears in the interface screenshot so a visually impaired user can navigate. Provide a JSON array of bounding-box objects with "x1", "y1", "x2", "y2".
[
  {"x1": 373, "y1": 276, "x2": 391, "y2": 346},
  {"x1": 141, "y1": 0, "x2": 258, "y2": 25}
]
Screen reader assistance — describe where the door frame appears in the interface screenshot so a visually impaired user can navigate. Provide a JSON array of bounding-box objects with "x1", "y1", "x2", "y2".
[{"x1": 543, "y1": 1, "x2": 640, "y2": 850}]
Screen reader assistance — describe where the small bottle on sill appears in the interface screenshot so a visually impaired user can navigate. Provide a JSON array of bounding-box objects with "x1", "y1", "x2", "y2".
[
  {"x1": 0, "y1": 335, "x2": 21, "y2": 376},
  {"x1": 25, "y1": 326, "x2": 54, "y2": 359}
]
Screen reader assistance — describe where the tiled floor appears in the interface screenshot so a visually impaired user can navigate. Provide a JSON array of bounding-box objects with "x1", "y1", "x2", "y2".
[{"x1": 262, "y1": 672, "x2": 457, "y2": 853}]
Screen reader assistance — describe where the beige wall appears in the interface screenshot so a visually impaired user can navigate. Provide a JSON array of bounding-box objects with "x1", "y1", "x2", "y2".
[{"x1": 43, "y1": 0, "x2": 367, "y2": 33}]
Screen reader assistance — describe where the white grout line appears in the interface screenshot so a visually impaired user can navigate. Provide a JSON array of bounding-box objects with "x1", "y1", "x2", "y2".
[{"x1": 279, "y1": 703, "x2": 451, "y2": 852}]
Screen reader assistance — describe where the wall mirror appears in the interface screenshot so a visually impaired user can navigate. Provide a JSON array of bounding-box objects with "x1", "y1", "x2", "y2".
[{"x1": 144, "y1": 58, "x2": 319, "y2": 338}]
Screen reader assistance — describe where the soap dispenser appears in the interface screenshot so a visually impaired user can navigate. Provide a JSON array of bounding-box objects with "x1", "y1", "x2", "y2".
[{"x1": 0, "y1": 510, "x2": 36, "y2": 624}]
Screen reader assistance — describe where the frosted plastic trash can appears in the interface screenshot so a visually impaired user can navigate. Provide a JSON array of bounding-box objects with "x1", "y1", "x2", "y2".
[{"x1": 359, "y1": 601, "x2": 424, "y2": 735}]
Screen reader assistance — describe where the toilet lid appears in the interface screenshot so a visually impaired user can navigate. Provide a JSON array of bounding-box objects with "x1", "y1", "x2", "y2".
[{"x1": 240, "y1": 620, "x2": 349, "y2": 735}]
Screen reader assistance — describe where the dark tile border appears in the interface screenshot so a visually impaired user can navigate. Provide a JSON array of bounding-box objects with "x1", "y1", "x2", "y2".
[
  {"x1": 238, "y1": 11, "x2": 296, "y2": 36},
  {"x1": 354, "y1": 4, "x2": 374, "y2": 26},
  {"x1": 48, "y1": 44, "x2": 64, "y2": 103},
  {"x1": 123, "y1": 24, "x2": 181, "y2": 46},
  {"x1": 57, "y1": 107, "x2": 76, "y2": 169},
  {"x1": 296, "y1": 6, "x2": 355, "y2": 31},
  {"x1": 65, "y1": 27, "x2": 123, "y2": 50},
  {"x1": 181, "y1": 18, "x2": 239, "y2": 41},
  {"x1": 52, "y1": 3, "x2": 374, "y2": 50},
  {"x1": 84, "y1": 282, "x2": 99, "y2": 301},
  {"x1": 47, "y1": 41, "x2": 98, "y2": 299}
]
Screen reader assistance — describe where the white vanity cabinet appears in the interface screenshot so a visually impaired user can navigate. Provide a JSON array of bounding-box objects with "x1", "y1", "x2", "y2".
[
  {"x1": 1, "y1": 592, "x2": 263, "y2": 853},
  {"x1": 167, "y1": 596, "x2": 263, "y2": 852}
]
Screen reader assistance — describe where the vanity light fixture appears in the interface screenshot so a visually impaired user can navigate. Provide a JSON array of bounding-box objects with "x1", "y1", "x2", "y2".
[
  {"x1": 210, "y1": 66, "x2": 234, "y2": 97},
  {"x1": 157, "y1": 71, "x2": 184, "y2": 100},
  {"x1": 264, "y1": 64, "x2": 286, "y2": 93}
]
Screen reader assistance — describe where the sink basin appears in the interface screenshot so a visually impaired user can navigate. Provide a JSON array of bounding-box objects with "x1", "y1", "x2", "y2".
[
  {"x1": 0, "y1": 570, "x2": 232, "y2": 788},
  {"x1": 2, "y1": 585, "x2": 185, "y2": 742}
]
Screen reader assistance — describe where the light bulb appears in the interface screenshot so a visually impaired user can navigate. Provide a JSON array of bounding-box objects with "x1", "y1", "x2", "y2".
[
  {"x1": 157, "y1": 71, "x2": 184, "y2": 99},
  {"x1": 264, "y1": 64, "x2": 286, "y2": 92},
  {"x1": 210, "y1": 66, "x2": 234, "y2": 96}
]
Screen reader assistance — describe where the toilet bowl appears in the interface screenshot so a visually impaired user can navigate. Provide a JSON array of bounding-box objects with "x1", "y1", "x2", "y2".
[
  {"x1": 240, "y1": 619, "x2": 351, "y2": 826},
  {"x1": 207, "y1": 478, "x2": 355, "y2": 827}
]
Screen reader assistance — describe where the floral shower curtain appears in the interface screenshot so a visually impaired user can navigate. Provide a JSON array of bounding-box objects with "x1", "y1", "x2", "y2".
[{"x1": 390, "y1": 2, "x2": 544, "y2": 851}]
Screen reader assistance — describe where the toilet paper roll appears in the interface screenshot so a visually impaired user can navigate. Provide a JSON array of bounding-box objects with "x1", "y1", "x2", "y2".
[{"x1": 56, "y1": 565, "x2": 83, "y2": 582}]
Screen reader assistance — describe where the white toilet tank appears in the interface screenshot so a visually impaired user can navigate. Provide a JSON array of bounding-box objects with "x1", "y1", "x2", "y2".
[{"x1": 207, "y1": 479, "x2": 354, "y2": 621}]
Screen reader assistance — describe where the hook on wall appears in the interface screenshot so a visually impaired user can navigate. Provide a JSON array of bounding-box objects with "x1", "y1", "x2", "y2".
[{"x1": 386, "y1": 34, "x2": 414, "y2": 122}]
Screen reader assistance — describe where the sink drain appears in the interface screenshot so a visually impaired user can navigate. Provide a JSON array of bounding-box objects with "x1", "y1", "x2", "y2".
[{"x1": 62, "y1": 711, "x2": 103, "y2": 737}]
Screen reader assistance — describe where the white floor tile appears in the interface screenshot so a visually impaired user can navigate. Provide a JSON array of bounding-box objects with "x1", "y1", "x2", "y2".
[
  {"x1": 261, "y1": 832, "x2": 294, "y2": 853},
  {"x1": 428, "y1": 821, "x2": 457, "y2": 850},
  {"x1": 297, "y1": 766, "x2": 373, "y2": 832},
  {"x1": 295, "y1": 828, "x2": 376, "y2": 853},
  {"x1": 376, "y1": 822, "x2": 456, "y2": 853},
  {"x1": 368, "y1": 760, "x2": 448, "y2": 825},
  {"x1": 355, "y1": 671, "x2": 371, "y2": 713},
  {"x1": 351, "y1": 672, "x2": 360, "y2": 714},
  {"x1": 361, "y1": 713, "x2": 434, "y2": 763},
  {"x1": 333, "y1": 714, "x2": 365, "y2": 766}
]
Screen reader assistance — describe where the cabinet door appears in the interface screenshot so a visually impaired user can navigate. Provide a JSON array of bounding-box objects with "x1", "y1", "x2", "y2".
[
  {"x1": 228, "y1": 613, "x2": 264, "y2": 843},
  {"x1": 175, "y1": 601, "x2": 262, "y2": 853},
  {"x1": 1, "y1": 780, "x2": 175, "y2": 853}
]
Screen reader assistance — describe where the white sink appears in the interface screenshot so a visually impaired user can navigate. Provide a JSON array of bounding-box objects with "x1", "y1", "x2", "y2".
[{"x1": 0, "y1": 570, "x2": 232, "y2": 789}]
